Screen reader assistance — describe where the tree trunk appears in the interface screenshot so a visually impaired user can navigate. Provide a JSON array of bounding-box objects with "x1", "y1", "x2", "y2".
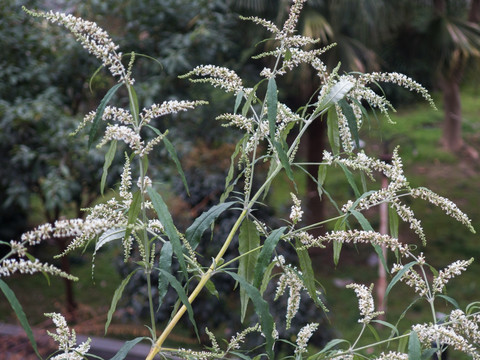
[{"x1": 440, "y1": 74, "x2": 464, "y2": 152}]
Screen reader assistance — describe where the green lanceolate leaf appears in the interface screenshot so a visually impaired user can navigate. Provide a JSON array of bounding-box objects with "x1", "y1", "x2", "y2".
[
  {"x1": 226, "y1": 271, "x2": 275, "y2": 359},
  {"x1": 185, "y1": 201, "x2": 236, "y2": 250},
  {"x1": 385, "y1": 261, "x2": 417, "y2": 297},
  {"x1": 389, "y1": 205, "x2": 399, "y2": 239},
  {"x1": 128, "y1": 84, "x2": 139, "y2": 123},
  {"x1": 408, "y1": 330, "x2": 421, "y2": 360},
  {"x1": 338, "y1": 163, "x2": 360, "y2": 198},
  {"x1": 338, "y1": 98, "x2": 359, "y2": 149},
  {"x1": 101, "y1": 140, "x2": 117, "y2": 195},
  {"x1": 158, "y1": 242, "x2": 173, "y2": 310},
  {"x1": 333, "y1": 217, "x2": 347, "y2": 265},
  {"x1": 147, "y1": 187, "x2": 187, "y2": 279},
  {"x1": 0, "y1": 279, "x2": 41, "y2": 359},
  {"x1": 88, "y1": 82, "x2": 122, "y2": 149},
  {"x1": 327, "y1": 106, "x2": 340, "y2": 155},
  {"x1": 274, "y1": 140, "x2": 295, "y2": 183},
  {"x1": 267, "y1": 77, "x2": 278, "y2": 143},
  {"x1": 110, "y1": 337, "x2": 147, "y2": 360},
  {"x1": 106, "y1": 269, "x2": 138, "y2": 334},
  {"x1": 253, "y1": 227, "x2": 287, "y2": 288},
  {"x1": 234, "y1": 90, "x2": 244, "y2": 114},
  {"x1": 295, "y1": 239, "x2": 323, "y2": 308},
  {"x1": 317, "y1": 164, "x2": 328, "y2": 200},
  {"x1": 437, "y1": 294, "x2": 460, "y2": 309},
  {"x1": 238, "y1": 219, "x2": 261, "y2": 322},
  {"x1": 163, "y1": 135, "x2": 190, "y2": 196},
  {"x1": 221, "y1": 134, "x2": 248, "y2": 203},
  {"x1": 158, "y1": 269, "x2": 199, "y2": 340}
]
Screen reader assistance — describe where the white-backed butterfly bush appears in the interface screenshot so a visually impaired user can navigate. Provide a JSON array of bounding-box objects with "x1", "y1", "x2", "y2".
[
  {"x1": 45, "y1": 312, "x2": 91, "y2": 360},
  {"x1": 295, "y1": 323, "x2": 319, "y2": 355}
]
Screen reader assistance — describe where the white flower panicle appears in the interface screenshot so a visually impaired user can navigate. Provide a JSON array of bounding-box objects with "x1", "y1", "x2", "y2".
[
  {"x1": 411, "y1": 187, "x2": 475, "y2": 233},
  {"x1": 375, "y1": 352, "x2": 408, "y2": 360},
  {"x1": 301, "y1": 230, "x2": 409, "y2": 255},
  {"x1": 433, "y1": 258, "x2": 474, "y2": 294},
  {"x1": 0, "y1": 258, "x2": 78, "y2": 280},
  {"x1": 346, "y1": 283, "x2": 383, "y2": 324},
  {"x1": 449, "y1": 309, "x2": 480, "y2": 344},
  {"x1": 120, "y1": 155, "x2": 133, "y2": 207},
  {"x1": 289, "y1": 193, "x2": 303, "y2": 224},
  {"x1": 140, "y1": 100, "x2": 207, "y2": 125},
  {"x1": 24, "y1": 8, "x2": 131, "y2": 85},
  {"x1": 413, "y1": 318, "x2": 480, "y2": 359},
  {"x1": 359, "y1": 72, "x2": 436, "y2": 110},
  {"x1": 391, "y1": 263, "x2": 429, "y2": 297},
  {"x1": 216, "y1": 113, "x2": 254, "y2": 133},
  {"x1": 275, "y1": 263, "x2": 307, "y2": 329},
  {"x1": 295, "y1": 323, "x2": 319, "y2": 355},
  {"x1": 181, "y1": 65, "x2": 244, "y2": 94},
  {"x1": 45, "y1": 313, "x2": 91, "y2": 360},
  {"x1": 98, "y1": 124, "x2": 144, "y2": 154}
]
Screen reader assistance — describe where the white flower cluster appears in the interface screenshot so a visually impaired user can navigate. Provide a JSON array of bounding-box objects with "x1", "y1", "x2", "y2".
[
  {"x1": 181, "y1": 65, "x2": 244, "y2": 94},
  {"x1": 289, "y1": 193, "x2": 304, "y2": 224},
  {"x1": 45, "y1": 313, "x2": 91, "y2": 360},
  {"x1": 375, "y1": 352, "x2": 408, "y2": 360},
  {"x1": 216, "y1": 113, "x2": 254, "y2": 133},
  {"x1": 275, "y1": 263, "x2": 307, "y2": 329},
  {"x1": 411, "y1": 187, "x2": 475, "y2": 233},
  {"x1": 25, "y1": 8, "x2": 131, "y2": 85},
  {"x1": 346, "y1": 283, "x2": 383, "y2": 324},
  {"x1": 140, "y1": 100, "x2": 206, "y2": 125},
  {"x1": 301, "y1": 230, "x2": 409, "y2": 255},
  {"x1": 413, "y1": 309, "x2": 480, "y2": 359},
  {"x1": 432, "y1": 258, "x2": 474, "y2": 294},
  {"x1": 0, "y1": 258, "x2": 77, "y2": 280},
  {"x1": 391, "y1": 263, "x2": 428, "y2": 297},
  {"x1": 295, "y1": 323, "x2": 319, "y2": 355},
  {"x1": 120, "y1": 155, "x2": 133, "y2": 207}
]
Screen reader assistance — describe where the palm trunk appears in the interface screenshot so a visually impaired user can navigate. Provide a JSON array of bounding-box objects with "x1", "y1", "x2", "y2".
[{"x1": 440, "y1": 74, "x2": 464, "y2": 152}]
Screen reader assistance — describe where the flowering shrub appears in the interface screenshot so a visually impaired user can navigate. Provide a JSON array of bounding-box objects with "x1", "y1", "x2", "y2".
[{"x1": 1, "y1": 1, "x2": 479, "y2": 359}]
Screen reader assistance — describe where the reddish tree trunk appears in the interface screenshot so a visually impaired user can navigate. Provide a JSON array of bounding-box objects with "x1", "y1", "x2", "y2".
[{"x1": 440, "y1": 74, "x2": 464, "y2": 152}]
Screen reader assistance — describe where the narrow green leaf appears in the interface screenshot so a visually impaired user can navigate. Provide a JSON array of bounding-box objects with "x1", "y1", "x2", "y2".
[
  {"x1": 106, "y1": 270, "x2": 137, "y2": 334},
  {"x1": 333, "y1": 217, "x2": 347, "y2": 265},
  {"x1": 338, "y1": 163, "x2": 360, "y2": 198},
  {"x1": 242, "y1": 82, "x2": 261, "y2": 117},
  {"x1": 408, "y1": 331, "x2": 422, "y2": 360},
  {"x1": 158, "y1": 269, "x2": 199, "y2": 340},
  {"x1": 385, "y1": 261, "x2": 417, "y2": 297},
  {"x1": 221, "y1": 134, "x2": 248, "y2": 203},
  {"x1": 88, "y1": 82, "x2": 122, "y2": 149},
  {"x1": 273, "y1": 140, "x2": 295, "y2": 183},
  {"x1": 147, "y1": 187, "x2": 187, "y2": 279},
  {"x1": 296, "y1": 239, "x2": 322, "y2": 307},
  {"x1": 226, "y1": 271, "x2": 275, "y2": 359},
  {"x1": 101, "y1": 140, "x2": 117, "y2": 195},
  {"x1": 327, "y1": 106, "x2": 340, "y2": 155},
  {"x1": 128, "y1": 84, "x2": 139, "y2": 123},
  {"x1": 397, "y1": 330, "x2": 410, "y2": 353},
  {"x1": 267, "y1": 77, "x2": 278, "y2": 143},
  {"x1": 367, "y1": 323, "x2": 380, "y2": 342},
  {"x1": 185, "y1": 201, "x2": 236, "y2": 250},
  {"x1": 205, "y1": 279, "x2": 219, "y2": 298},
  {"x1": 0, "y1": 279, "x2": 41, "y2": 359},
  {"x1": 349, "y1": 209, "x2": 373, "y2": 231},
  {"x1": 437, "y1": 294, "x2": 460, "y2": 309},
  {"x1": 422, "y1": 348, "x2": 439, "y2": 360},
  {"x1": 371, "y1": 319, "x2": 399, "y2": 335},
  {"x1": 163, "y1": 136, "x2": 189, "y2": 196},
  {"x1": 317, "y1": 164, "x2": 328, "y2": 200},
  {"x1": 238, "y1": 219, "x2": 261, "y2": 322},
  {"x1": 158, "y1": 242, "x2": 173, "y2": 310},
  {"x1": 234, "y1": 90, "x2": 244, "y2": 114},
  {"x1": 308, "y1": 338, "x2": 350, "y2": 358},
  {"x1": 110, "y1": 337, "x2": 147, "y2": 360},
  {"x1": 389, "y1": 205, "x2": 399, "y2": 239},
  {"x1": 338, "y1": 98, "x2": 359, "y2": 148},
  {"x1": 253, "y1": 227, "x2": 287, "y2": 288},
  {"x1": 260, "y1": 261, "x2": 277, "y2": 295}
]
